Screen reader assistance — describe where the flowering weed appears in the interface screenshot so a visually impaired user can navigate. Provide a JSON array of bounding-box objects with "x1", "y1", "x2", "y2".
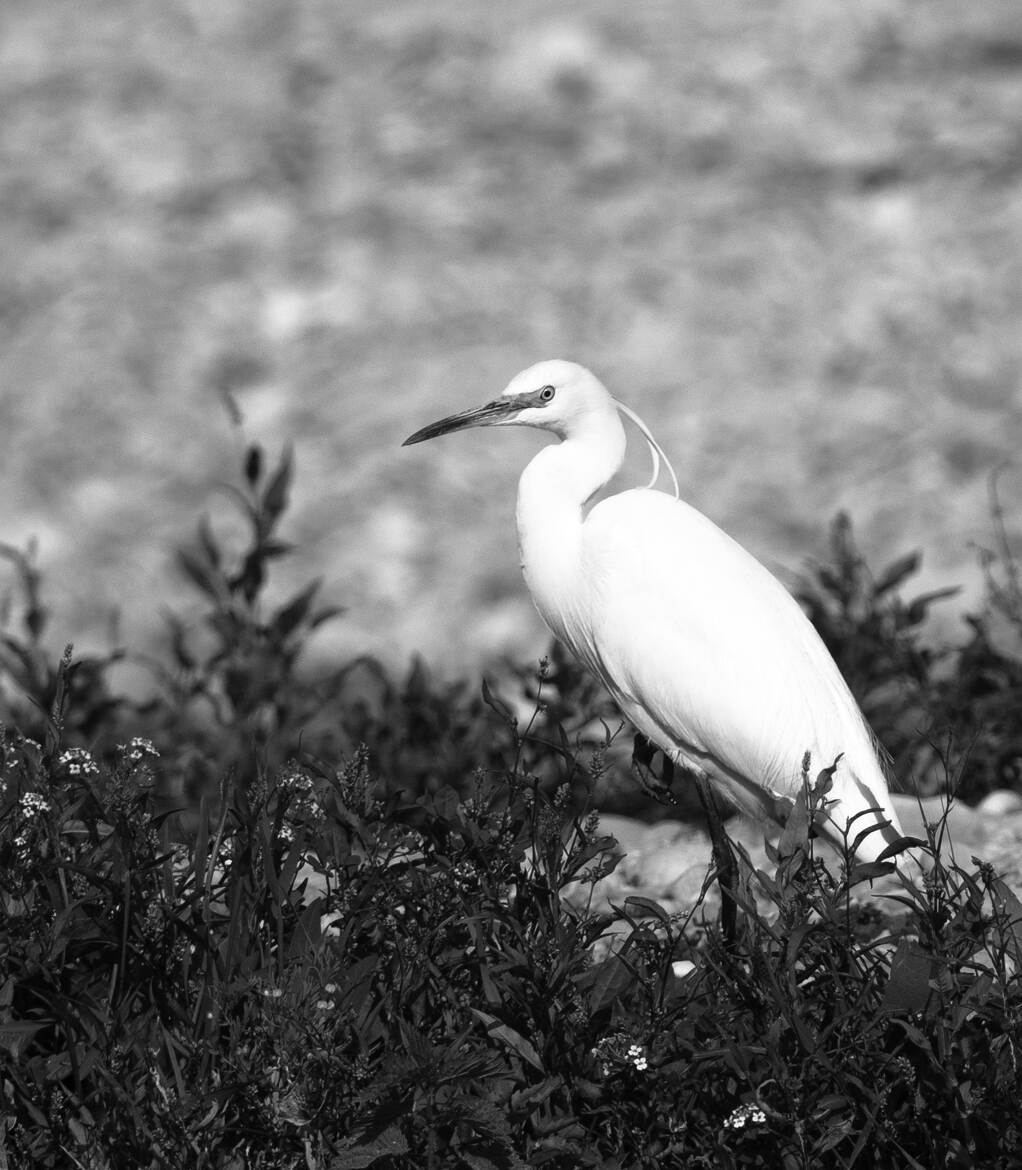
[{"x1": 3, "y1": 452, "x2": 1022, "y2": 1166}]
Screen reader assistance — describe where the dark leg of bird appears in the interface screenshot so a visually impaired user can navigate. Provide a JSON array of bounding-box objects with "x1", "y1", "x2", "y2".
[
  {"x1": 632, "y1": 732, "x2": 655, "y2": 771},
  {"x1": 632, "y1": 732, "x2": 674, "y2": 803},
  {"x1": 694, "y1": 774, "x2": 738, "y2": 944}
]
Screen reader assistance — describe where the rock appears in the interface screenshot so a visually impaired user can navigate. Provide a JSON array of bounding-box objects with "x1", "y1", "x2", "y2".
[
  {"x1": 977, "y1": 789, "x2": 1022, "y2": 816},
  {"x1": 583, "y1": 791, "x2": 1022, "y2": 922}
]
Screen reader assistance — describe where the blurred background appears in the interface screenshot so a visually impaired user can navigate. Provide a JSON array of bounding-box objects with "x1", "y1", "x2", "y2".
[{"x1": 3, "y1": 0, "x2": 1022, "y2": 683}]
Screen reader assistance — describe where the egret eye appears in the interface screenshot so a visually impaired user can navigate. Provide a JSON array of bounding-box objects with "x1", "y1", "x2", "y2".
[{"x1": 539, "y1": 385, "x2": 556, "y2": 403}]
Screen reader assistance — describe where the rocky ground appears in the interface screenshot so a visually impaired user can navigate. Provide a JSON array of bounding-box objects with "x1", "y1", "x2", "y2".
[{"x1": 587, "y1": 790, "x2": 1022, "y2": 924}]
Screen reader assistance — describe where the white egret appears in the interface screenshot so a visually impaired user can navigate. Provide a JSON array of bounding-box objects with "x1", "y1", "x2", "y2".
[{"x1": 403, "y1": 360, "x2": 911, "y2": 868}]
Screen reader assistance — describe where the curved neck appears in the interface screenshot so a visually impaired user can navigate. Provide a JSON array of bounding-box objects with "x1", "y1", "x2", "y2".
[
  {"x1": 519, "y1": 408, "x2": 627, "y2": 511},
  {"x1": 515, "y1": 410, "x2": 626, "y2": 638}
]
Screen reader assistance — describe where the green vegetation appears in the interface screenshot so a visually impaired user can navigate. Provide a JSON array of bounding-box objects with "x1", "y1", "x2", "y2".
[{"x1": 3, "y1": 447, "x2": 1022, "y2": 1168}]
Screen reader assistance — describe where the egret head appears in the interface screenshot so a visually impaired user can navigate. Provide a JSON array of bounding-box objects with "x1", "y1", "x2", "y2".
[{"x1": 402, "y1": 360, "x2": 612, "y2": 446}]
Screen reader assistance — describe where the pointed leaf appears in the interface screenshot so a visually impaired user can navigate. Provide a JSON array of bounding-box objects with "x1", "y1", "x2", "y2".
[
  {"x1": 481, "y1": 677, "x2": 516, "y2": 729},
  {"x1": 875, "y1": 835, "x2": 928, "y2": 862},
  {"x1": 883, "y1": 939, "x2": 935, "y2": 1014},
  {"x1": 815, "y1": 757, "x2": 841, "y2": 797},
  {"x1": 259, "y1": 539, "x2": 294, "y2": 560},
  {"x1": 582, "y1": 954, "x2": 634, "y2": 1013},
  {"x1": 177, "y1": 548, "x2": 223, "y2": 600},
  {"x1": 197, "y1": 514, "x2": 222, "y2": 570},
  {"x1": 872, "y1": 552, "x2": 920, "y2": 597},
  {"x1": 985, "y1": 872, "x2": 1022, "y2": 963},
  {"x1": 847, "y1": 860, "x2": 897, "y2": 883},
  {"x1": 245, "y1": 444, "x2": 263, "y2": 487},
  {"x1": 623, "y1": 895, "x2": 670, "y2": 923},
  {"x1": 273, "y1": 580, "x2": 321, "y2": 639},
  {"x1": 233, "y1": 550, "x2": 266, "y2": 604},
  {"x1": 261, "y1": 444, "x2": 294, "y2": 527},
  {"x1": 311, "y1": 604, "x2": 346, "y2": 629},
  {"x1": 905, "y1": 587, "x2": 961, "y2": 626},
  {"x1": 471, "y1": 1009, "x2": 544, "y2": 1072},
  {"x1": 777, "y1": 786, "x2": 812, "y2": 859},
  {"x1": 849, "y1": 817, "x2": 909, "y2": 862},
  {"x1": 163, "y1": 613, "x2": 196, "y2": 670}
]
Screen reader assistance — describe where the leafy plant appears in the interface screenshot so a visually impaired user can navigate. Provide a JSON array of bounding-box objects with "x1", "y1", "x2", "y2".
[
  {"x1": 148, "y1": 443, "x2": 346, "y2": 798},
  {"x1": 926, "y1": 476, "x2": 1022, "y2": 802},
  {"x1": 5, "y1": 640, "x2": 1022, "y2": 1167},
  {"x1": 3, "y1": 446, "x2": 1022, "y2": 1165},
  {"x1": 0, "y1": 540, "x2": 125, "y2": 746},
  {"x1": 796, "y1": 512, "x2": 959, "y2": 794}
]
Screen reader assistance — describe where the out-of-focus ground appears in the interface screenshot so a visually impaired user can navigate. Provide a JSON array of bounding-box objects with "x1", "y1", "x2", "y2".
[{"x1": 3, "y1": 0, "x2": 1022, "y2": 681}]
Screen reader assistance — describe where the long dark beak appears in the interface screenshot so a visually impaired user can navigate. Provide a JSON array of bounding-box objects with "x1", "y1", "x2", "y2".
[{"x1": 402, "y1": 397, "x2": 520, "y2": 446}]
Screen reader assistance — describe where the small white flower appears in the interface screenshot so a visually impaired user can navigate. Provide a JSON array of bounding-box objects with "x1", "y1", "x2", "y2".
[
  {"x1": 723, "y1": 1104, "x2": 766, "y2": 1131},
  {"x1": 114, "y1": 737, "x2": 158, "y2": 764},
  {"x1": 130, "y1": 737, "x2": 158, "y2": 761},
  {"x1": 278, "y1": 767, "x2": 313, "y2": 795},
  {"x1": 58, "y1": 748, "x2": 99, "y2": 776},
  {"x1": 20, "y1": 792, "x2": 50, "y2": 817}
]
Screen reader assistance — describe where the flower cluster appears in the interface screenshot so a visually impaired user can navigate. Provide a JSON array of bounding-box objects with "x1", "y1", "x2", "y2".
[
  {"x1": 58, "y1": 747, "x2": 99, "y2": 777},
  {"x1": 277, "y1": 765, "x2": 320, "y2": 826},
  {"x1": 119, "y1": 738, "x2": 159, "y2": 764},
  {"x1": 216, "y1": 836, "x2": 236, "y2": 872},
  {"x1": 723, "y1": 1103, "x2": 767, "y2": 1130},
  {"x1": 10, "y1": 791, "x2": 51, "y2": 851},
  {"x1": 451, "y1": 860, "x2": 478, "y2": 892},
  {"x1": 278, "y1": 766, "x2": 313, "y2": 797},
  {"x1": 20, "y1": 792, "x2": 50, "y2": 817},
  {"x1": 590, "y1": 1032, "x2": 650, "y2": 1078}
]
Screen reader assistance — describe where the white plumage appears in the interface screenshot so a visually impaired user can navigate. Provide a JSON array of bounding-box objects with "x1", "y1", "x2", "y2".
[{"x1": 405, "y1": 359, "x2": 907, "y2": 864}]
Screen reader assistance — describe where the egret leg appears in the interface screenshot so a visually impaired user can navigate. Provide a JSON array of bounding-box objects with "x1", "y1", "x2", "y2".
[
  {"x1": 694, "y1": 774, "x2": 738, "y2": 945},
  {"x1": 632, "y1": 734, "x2": 738, "y2": 942}
]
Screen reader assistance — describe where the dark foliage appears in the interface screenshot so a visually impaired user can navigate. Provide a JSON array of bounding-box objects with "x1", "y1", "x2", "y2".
[
  {"x1": 3, "y1": 448, "x2": 1022, "y2": 1166},
  {"x1": 4, "y1": 690, "x2": 1022, "y2": 1167},
  {"x1": 798, "y1": 508, "x2": 1022, "y2": 802}
]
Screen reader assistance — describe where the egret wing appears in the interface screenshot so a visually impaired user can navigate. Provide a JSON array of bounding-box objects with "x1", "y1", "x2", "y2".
[{"x1": 578, "y1": 490, "x2": 897, "y2": 838}]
